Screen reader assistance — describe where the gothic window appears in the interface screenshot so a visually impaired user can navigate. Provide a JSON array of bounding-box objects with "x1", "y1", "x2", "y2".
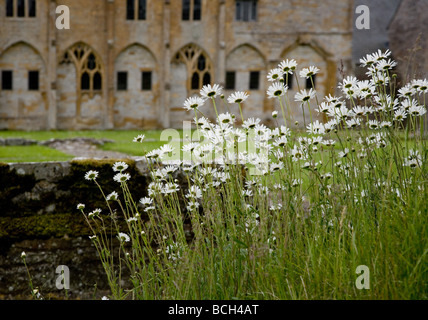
[
  {"x1": 173, "y1": 44, "x2": 213, "y2": 94},
  {"x1": 306, "y1": 75, "x2": 316, "y2": 89},
  {"x1": 28, "y1": 70, "x2": 39, "y2": 90},
  {"x1": 61, "y1": 43, "x2": 103, "y2": 98},
  {"x1": 283, "y1": 73, "x2": 293, "y2": 89},
  {"x1": 117, "y1": 72, "x2": 128, "y2": 91},
  {"x1": 141, "y1": 71, "x2": 152, "y2": 90},
  {"x1": 182, "y1": 0, "x2": 201, "y2": 21},
  {"x1": 225, "y1": 71, "x2": 236, "y2": 90},
  {"x1": 235, "y1": 0, "x2": 257, "y2": 22},
  {"x1": 249, "y1": 71, "x2": 260, "y2": 90},
  {"x1": 127, "y1": 0, "x2": 146, "y2": 20},
  {"x1": 28, "y1": 0, "x2": 35, "y2": 17},
  {"x1": 6, "y1": 0, "x2": 36, "y2": 18},
  {"x1": 1, "y1": 71, "x2": 13, "y2": 90}
]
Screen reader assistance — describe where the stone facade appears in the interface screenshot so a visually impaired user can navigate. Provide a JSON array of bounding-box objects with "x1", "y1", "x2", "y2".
[{"x1": 0, "y1": 0, "x2": 354, "y2": 130}]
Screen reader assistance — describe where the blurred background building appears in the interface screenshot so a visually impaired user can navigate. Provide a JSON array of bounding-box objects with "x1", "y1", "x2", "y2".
[
  {"x1": 0, "y1": 0, "x2": 354, "y2": 130},
  {"x1": 1, "y1": 0, "x2": 426, "y2": 131}
]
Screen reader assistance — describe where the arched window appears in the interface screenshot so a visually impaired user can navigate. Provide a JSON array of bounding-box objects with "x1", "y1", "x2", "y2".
[
  {"x1": 173, "y1": 44, "x2": 213, "y2": 94},
  {"x1": 61, "y1": 42, "x2": 104, "y2": 103}
]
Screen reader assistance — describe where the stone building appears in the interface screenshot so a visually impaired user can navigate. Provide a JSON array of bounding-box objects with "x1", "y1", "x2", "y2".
[{"x1": 0, "y1": 0, "x2": 354, "y2": 130}]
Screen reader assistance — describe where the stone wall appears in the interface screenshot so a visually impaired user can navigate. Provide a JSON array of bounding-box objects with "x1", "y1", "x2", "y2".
[
  {"x1": 0, "y1": 0, "x2": 353, "y2": 130},
  {"x1": 0, "y1": 159, "x2": 153, "y2": 300}
]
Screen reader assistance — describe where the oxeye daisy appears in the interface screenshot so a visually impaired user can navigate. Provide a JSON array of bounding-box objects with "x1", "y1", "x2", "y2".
[
  {"x1": 394, "y1": 109, "x2": 407, "y2": 121},
  {"x1": 182, "y1": 142, "x2": 199, "y2": 153},
  {"x1": 133, "y1": 134, "x2": 145, "y2": 143},
  {"x1": 316, "y1": 102, "x2": 330, "y2": 114},
  {"x1": 84, "y1": 170, "x2": 99, "y2": 181},
  {"x1": 187, "y1": 201, "x2": 200, "y2": 212},
  {"x1": 117, "y1": 232, "x2": 130, "y2": 243},
  {"x1": 338, "y1": 148, "x2": 350, "y2": 158},
  {"x1": 88, "y1": 208, "x2": 102, "y2": 219},
  {"x1": 267, "y1": 82, "x2": 287, "y2": 99},
  {"x1": 306, "y1": 120, "x2": 325, "y2": 135},
  {"x1": 294, "y1": 88, "x2": 317, "y2": 103},
  {"x1": 106, "y1": 191, "x2": 119, "y2": 201},
  {"x1": 409, "y1": 105, "x2": 427, "y2": 117},
  {"x1": 217, "y1": 112, "x2": 235, "y2": 125},
  {"x1": 200, "y1": 84, "x2": 223, "y2": 99},
  {"x1": 299, "y1": 66, "x2": 320, "y2": 79},
  {"x1": 186, "y1": 185, "x2": 202, "y2": 199},
  {"x1": 267, "y1": 68, "x2": 283, "y2": 82},
  {"x1": 377, "y1": 58, "x2": 397, "y2": 71},
  {"x1": 145, "y1": 149, "x2": 161, "y2": 159},
  {"x1": 76, "y1": 203, "x2": 85, "y2": 210},
  {"x1": 278, "y1": 59, "x2": 297, "y2": 74},
  {"x1": 242, "y1": 117, "x2": 261, "y2": 130},
  {"x1": 183, "y1": 96, "x2": 206, "y2": 111},
  {"x1": 139, "y1": 197, "x2": 153, "y2": 206},
  {"x1": 272, "y1": 110, "x2": 279, "y2": 118},
  {"x1": 113, "y1": 172, "x2": 131, "y2": 183},
  {"x1": 227, "y1": 91, "x2": 249, "y2": 104},
  {"x1": 112, "y1": 161, "x2": 128, "y2": 172},
  {"x1": 360, "y1": 53, "x2": 376, "y2": 67}
]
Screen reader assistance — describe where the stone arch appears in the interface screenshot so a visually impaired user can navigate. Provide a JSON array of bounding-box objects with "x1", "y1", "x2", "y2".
[
  {"x1": 169, "y1": 43, "x2": 214, "y2": 128},
  {"x1": 280, "y1": 40, "x2": 335, "y2": 124},
  {"x1": 225, "y1": 43, "x2": 267, "y2": 118},
  {"x1": 172, "y1": 43, "x2": 214, "y2": 93},
  {"x1": 113, "y1": 43, "x2": 159, "y2": 128},
  {"x1": 0, "y1": 41, "x2": 47, "y2": 130},
  {"x1": 57, "y1": 42, "x2": 104, "y2": 128}
]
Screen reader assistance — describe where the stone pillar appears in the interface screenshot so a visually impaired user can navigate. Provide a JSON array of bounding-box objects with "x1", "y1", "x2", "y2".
[
  {"x1": 47, "y1": 0, "x2": 58, "y2": 129},
  {"x1": 161, "y1": 0, "x2": 171, "y2": 128},
  {"x1": 105, "y1": 0, "x2": 115, "y2": 129},
  {"x1": 217, "y1": 0, "x2": 226, "y2": 88}
]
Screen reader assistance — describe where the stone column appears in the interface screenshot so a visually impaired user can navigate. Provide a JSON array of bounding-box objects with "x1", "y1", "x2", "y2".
[
  {"x1": 105, "y1": 0, "x2": 115, "y2": 129},
  {"x1": 217, "y1": 0, "x2": 226, "y2": 87},
  {"x1": 161, "y1": 0, "x2": 171, "y2": 128},
  {"x1": 47, "y1": 0, "x2": 58, "y2": 129}
]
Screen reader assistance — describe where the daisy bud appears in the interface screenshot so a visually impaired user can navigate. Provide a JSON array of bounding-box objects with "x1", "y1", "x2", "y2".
[{"x1": 272, "y1": 111, "x2": 278, "y2": 118}]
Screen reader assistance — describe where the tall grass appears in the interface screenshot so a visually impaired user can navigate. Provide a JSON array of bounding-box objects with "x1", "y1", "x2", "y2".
[{"x1": 78, "y1": 50, "x2": 427, "y2": 300}]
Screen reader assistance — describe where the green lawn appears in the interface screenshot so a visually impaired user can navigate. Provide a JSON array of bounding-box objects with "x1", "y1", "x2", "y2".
[
  {"x1": 0, "y1": 145, "x2": 74, "y2": 163},
  {"x1": 0, "y1": 130, "x2": 174, "y2": 163}
]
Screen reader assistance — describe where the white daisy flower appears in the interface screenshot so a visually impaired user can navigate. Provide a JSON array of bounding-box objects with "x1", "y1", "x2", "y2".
[
  {"x1": 299, "y1": 66, "x2": 320, "y2": 79},
  {"x1": 294, "y1": 88, "x2": 317, "y2": 103},
  {"x1": 183, "y1": 96, "x2": 206, "y2": 111},
  {"x1": 186, "y1": 185, "x2": 202, "y2": 199},
  {"x1": 84, "y1": 170, "x2": 99, "y2": 181},
  {"x1": 200, "y1": 83, "x2": 223, "y2": 99},
  {"x1": 267, "y1": 82, "x2": 287, "y2": 99},
  {"x1": 182, "y1": 142, "x2": 200, "y2": 153},
  {"x1": 117, "y1": 232, "x2": 130, "y2": 243},
  {"x1": 227, "y1": 91, "x2": 249, "y2": 104},
  {"x1": 187, "y1": 201, "x2": 200, "y2": 212},
  {"x1": 267, "y1": 68, "x2": 284, "y2": 82},
  {"x1": 113, "y1": 173, "x2": 131, "y2": 183},
  {"x1": 77, "y1": 203, "x2": 85, "y2": 210},
  {"x1": 139, "y1": 197, "x2": 153, "y2": 206},
  {"x1": 278, "y1": 59, "x2": 297, "y2": 74},
  {"x1": 242, "y1": 117, "x2": 261, "y2": 130},
  {"x1": 106, "y1": 191, "x2": 119, "y2": 201},
  {"x1": 112, "y1": 161, "x2": 128, "y2": 172},
  {"x1": 133, "y1": 134, "x2": 145, "y2": 143}
]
